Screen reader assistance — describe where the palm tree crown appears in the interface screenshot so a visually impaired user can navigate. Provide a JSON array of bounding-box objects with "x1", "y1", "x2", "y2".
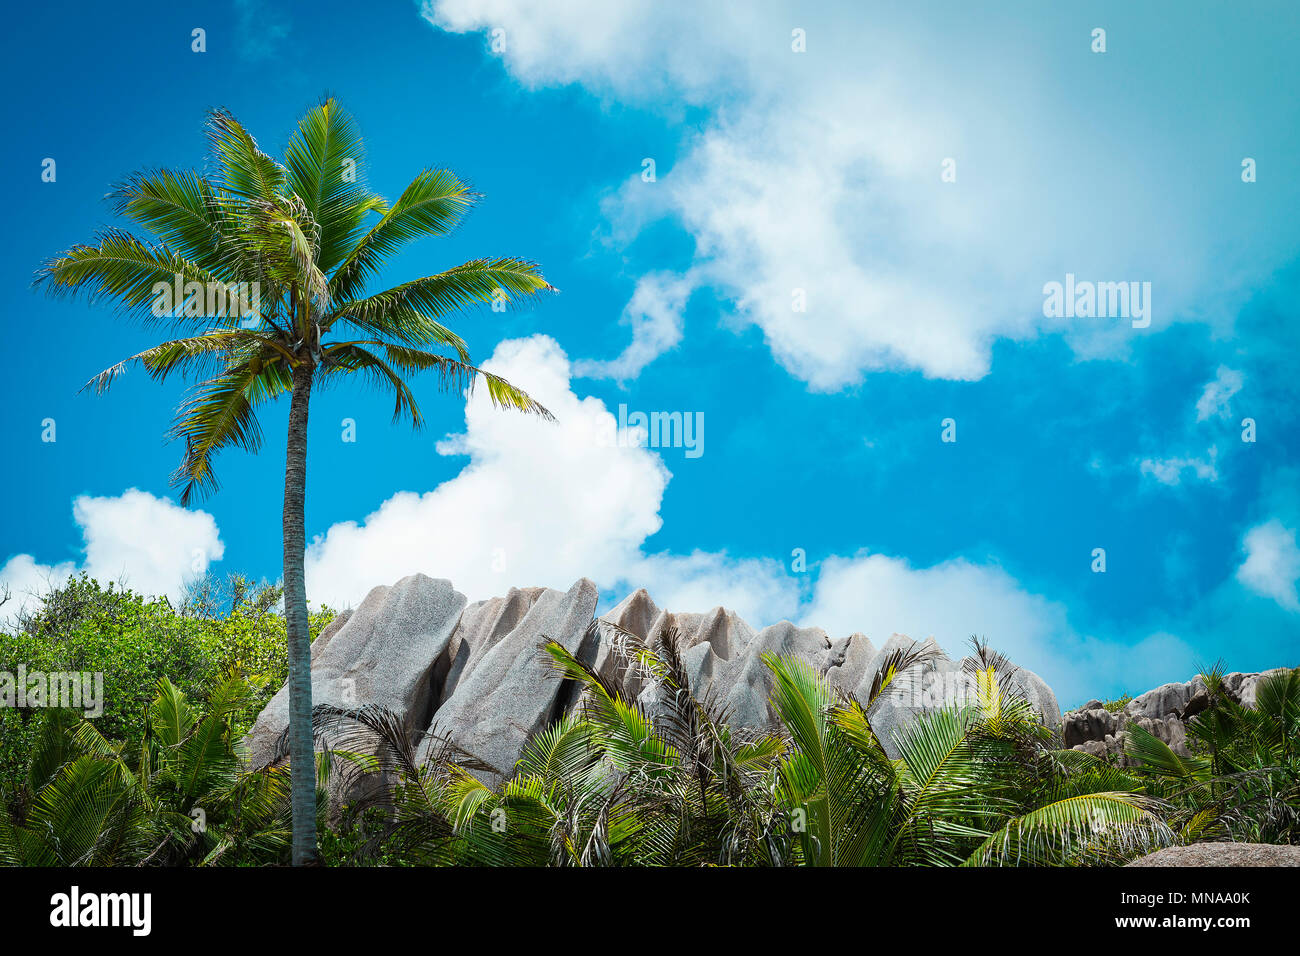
[
  {"x1": 37, "y1": 98, "x2": 554, "y2": 503},
  {"x1": 36, "y1": 98, "x2": 555, "y2": 865}
]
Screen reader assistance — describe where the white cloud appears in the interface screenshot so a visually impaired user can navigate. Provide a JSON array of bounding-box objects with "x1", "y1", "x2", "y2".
[
  {"x1": 0, "y1": 555, "x2": 77, "y2": 621},
  {"x1": 423, "y1": 1, "x2": 1294, "y2": 389},
  {"x1": 801, "y1": 551, "x2": 1199, "y2": 704},
  {"x1": 1236, "y1": 519, "x2": 1300, "y2": 612},
  {"x1": 0, "y1": 489, "x2": 224, "y2": 621},
  {"x1": 304, "y1": 334, "x2": 1203, "y2": 702},
  {"x1": 803, "y1": 553, "x2": 1070, "y2": 656},
  {"x1": 305, "y1": 335, "x2": 795, "y2": 620},
  {"x1": 422, "y1": 0, "x2": 751, "y2": 101},
  {"x1": 1139, "y1": 449, "x2": 1219, "y2": 487},
  {"x1": 574, "y1": 272, "x2": 693, "y2": 381},
  {"x1": 1195, "y1": 365, "x2": 1244, "y2": 422}
]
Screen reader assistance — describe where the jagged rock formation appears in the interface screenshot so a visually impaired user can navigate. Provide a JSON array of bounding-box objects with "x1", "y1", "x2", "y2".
[
  {"x1": 1062, "y1": 670, "x2": 1286, "y2": 764},
  {"x1": 595, "y1": 589, "x2": 1059, "y2": 752},
  {"x1": 245, "y1": 575, "x2": 1061, "y2": 806}
]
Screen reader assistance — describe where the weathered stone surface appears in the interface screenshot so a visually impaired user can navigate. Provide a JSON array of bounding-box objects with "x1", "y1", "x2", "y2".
[
  {"x1": 245, "y1": 575, "x2": 467, "y2": 812},
  {"x1": 1238, "y1": 668, "x2": 1288, "y2": 708},
  {"x1": 591, "y1": 588, "x2": 661, "y2": 687},
  {"x1": 1076, "y1": 739, "x2": 1107, "y2": 759},
  {"x1": 1126, "y1": 843, "x2": 1300, "y2": 867},
  {"x1": 311, "y1": 608, "x2": 352, "y2": 662},
  {"x1": 825, "y1": 633, "x2": 876, "y2": 694},
  {"x1": 424, "y1": 578, "x2": 600, "y2": 781},
  {"x1": 1066, "y1": 667, "x2": 1290, "y2": 761},
  {"x1": 436, "y1": 587, "x2": 547, "y2": 708},
  {"x1": 718, "y1": 621, "x2": 832, "y2": 729},
  {"x1": 1063, "y1": 706, "x2": 1120, "y2": 748},
  {"x1": 996, "y1": 663, "x2": 1061, "y2": 729},
  {"x1": 657, "y1": 606, "x2": 755, "y2": 659},
  {"x1": 245, "y1": 574, "x2": 466, "y2": 770},
  {"x1": 1125, "y1": 681, "x2": 1196, "y2": 721}
]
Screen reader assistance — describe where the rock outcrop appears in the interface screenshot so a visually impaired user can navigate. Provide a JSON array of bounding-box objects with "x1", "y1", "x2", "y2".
[
  {"x1": 1126, "y1": 843, "x2": 1300, "y2": 867},
  {"x1": 244, "y1": 574, "x2": 467, "y2": 808},
  {"x1": 1061, "y1": 669, "x2": 1288, "y2": 765},
  {"x1": 420, "y1": 578, "x2": 600, "y2": 779},
  {"x1": 247, "y1": 576, "x2": 1063, "y2": 805},
  {"x1": 246, "y1": 574, "x2": 466, "y2": 768}
]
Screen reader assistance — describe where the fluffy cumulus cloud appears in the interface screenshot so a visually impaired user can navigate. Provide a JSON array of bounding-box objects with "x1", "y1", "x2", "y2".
[
  {"x1": 304, "y1": 335, "x2": 797, "y2": 623},
  {"x1": 1236, "y1": 519, "x2": 1300, "y2": 612},
  {"x1": 799, "y1": 552, "x2": 1199, "y2": 705},
  {"x1": 303, "y1": 334, "x2": 1206, "y2": 702},
  {"x1": 0, "y1": 489, "x2": 224, "y2": 620},
  {"x1": 423, "y1": 1, "x2": 1295, "y2": 389}
]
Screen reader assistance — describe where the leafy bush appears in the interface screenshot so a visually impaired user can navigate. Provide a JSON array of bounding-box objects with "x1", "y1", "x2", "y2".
[
  {"x1": 315, "y1": 631, "x2": 1174, "y2": 867},
  {"x1": 0, "y1": 674, "x2": 291, "y2": 866},
  {"x1": 0, "y1": 574, "x2": 333, "y2": 801},
  {"x1": 1124, "y1": 667, "x2": 1300, "y2": 845}
]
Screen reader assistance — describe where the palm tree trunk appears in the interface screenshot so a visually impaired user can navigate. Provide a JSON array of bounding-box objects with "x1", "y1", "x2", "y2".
[{"x1": 284, "y1": 359, "x2": 317, "y2": 865}]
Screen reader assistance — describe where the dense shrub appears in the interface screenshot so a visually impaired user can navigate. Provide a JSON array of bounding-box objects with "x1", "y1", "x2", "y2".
[{"x1": 0, "y1": 574, "x2": 333, "y2": 800}]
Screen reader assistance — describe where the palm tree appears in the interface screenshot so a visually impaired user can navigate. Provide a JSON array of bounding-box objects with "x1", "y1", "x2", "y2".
[
  {"x1": 319, "y1": 636, "x2": 1174, "y2": 866},
  {"x1": 0, "y1": 674, "x2": 290, "y2": 866},
  {"x1": 35, "y1": 99, "x2": 555, "y2": 864},
  {"x1": 1126, "y1": 667, "x2": 1300, "y2": 844}
]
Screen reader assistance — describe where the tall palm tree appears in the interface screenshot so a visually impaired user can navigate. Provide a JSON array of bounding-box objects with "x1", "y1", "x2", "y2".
[{"x1": 35, "y1": 99, "x2": 555, "y2": 864}]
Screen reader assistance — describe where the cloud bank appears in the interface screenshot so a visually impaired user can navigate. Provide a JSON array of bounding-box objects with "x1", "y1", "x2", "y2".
[
  {"x1": 0, "y1": 489, "x2": 224, "y2": 620},
  {"x1": 425, "y1": 0, "x2": 1297, "y2": 389}
]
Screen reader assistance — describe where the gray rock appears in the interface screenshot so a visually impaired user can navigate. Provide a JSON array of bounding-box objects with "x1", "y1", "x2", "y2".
[
  {"x1": 591, "y1": 588, "x2": 661, "y2": 688},
  {"x1": 1125, "y1": 681, "x2": 1194, "y2": 721},
  {"x1": 825, "y1": 633, "x2": 876, "y2": 696},
  {"x1": 1063, "y1": 707, "x2": 1120, "y2": 748},
  {"x1": 655, "y1": 606, "x2": 755, "y2": 659},
  {"x1": 424, "y1": 578, "x2": 599, "y2": 782},
  {"x1": 1074, "y1": 739, "x2": 1108, "y2": 759},
  {"x1": 437, "y1": 587, "x2": 547, "y2": 708},
  {"x1": 1062, "y1": 668, "x2": 1291, "y2": 759},
  {"x1": 244, "y1": 574, "x2": 466, "y2": 809},
  {"x1": 1127, "y1": 843, "x2": 1300, "y2": 867},
  {"x1": 1238, "y1": 668, "x2": 1288, "y2": 709},
  {"x1": 311, "y1": 608, "x2": 353, "y2": 662},
  {"x1": 718, "y1": 621, "x2": 831, "y2": 730}
]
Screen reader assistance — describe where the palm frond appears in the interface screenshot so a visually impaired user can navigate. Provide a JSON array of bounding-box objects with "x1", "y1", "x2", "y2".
[{"x1": 329, "y1": 169, "x2": 478, "y2": 300}]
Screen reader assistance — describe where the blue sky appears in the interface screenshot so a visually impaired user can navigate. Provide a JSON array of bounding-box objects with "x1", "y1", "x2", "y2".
[{"x1": 1, "y1": 0, "x2": 1297, "y2": 704}]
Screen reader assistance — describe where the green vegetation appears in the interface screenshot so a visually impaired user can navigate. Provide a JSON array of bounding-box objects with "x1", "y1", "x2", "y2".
[
  {"x1": 36, "y1": 98, "x2": 555, "y2": 864},
  {"x1": 0, "y1": 674, "x2": 290, "y2": 866},
  {"x1": 0, "y1": 575, "x2": 330, "y2": 799},
  {"x1": 2, "y1": 578, "x2": 1295, "y2": 866},
  {"x1": 1123, "y1": 667, "x2": 1300, "y2": 845}
]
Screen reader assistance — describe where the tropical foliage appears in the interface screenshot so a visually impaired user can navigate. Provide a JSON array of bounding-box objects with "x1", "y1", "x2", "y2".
[
  {"x1": 0, "y1": 573, "x2": 330, "y2": 798},
  {"x1": 0, "y1": 674, "x2": 289, "y2": 866},
  {"x1": 3, "y1": 576, "x2": 1295, "y2": 867},
  {"x1": 316, "y1": 626, "x2": 1176, "y2": 867},
  {"x1": 35, "y1": 98, "x2": 555, "y2": 863},
  {"x1": 1123, "y1": 666, "x2": 1300, "y2": 846}
]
